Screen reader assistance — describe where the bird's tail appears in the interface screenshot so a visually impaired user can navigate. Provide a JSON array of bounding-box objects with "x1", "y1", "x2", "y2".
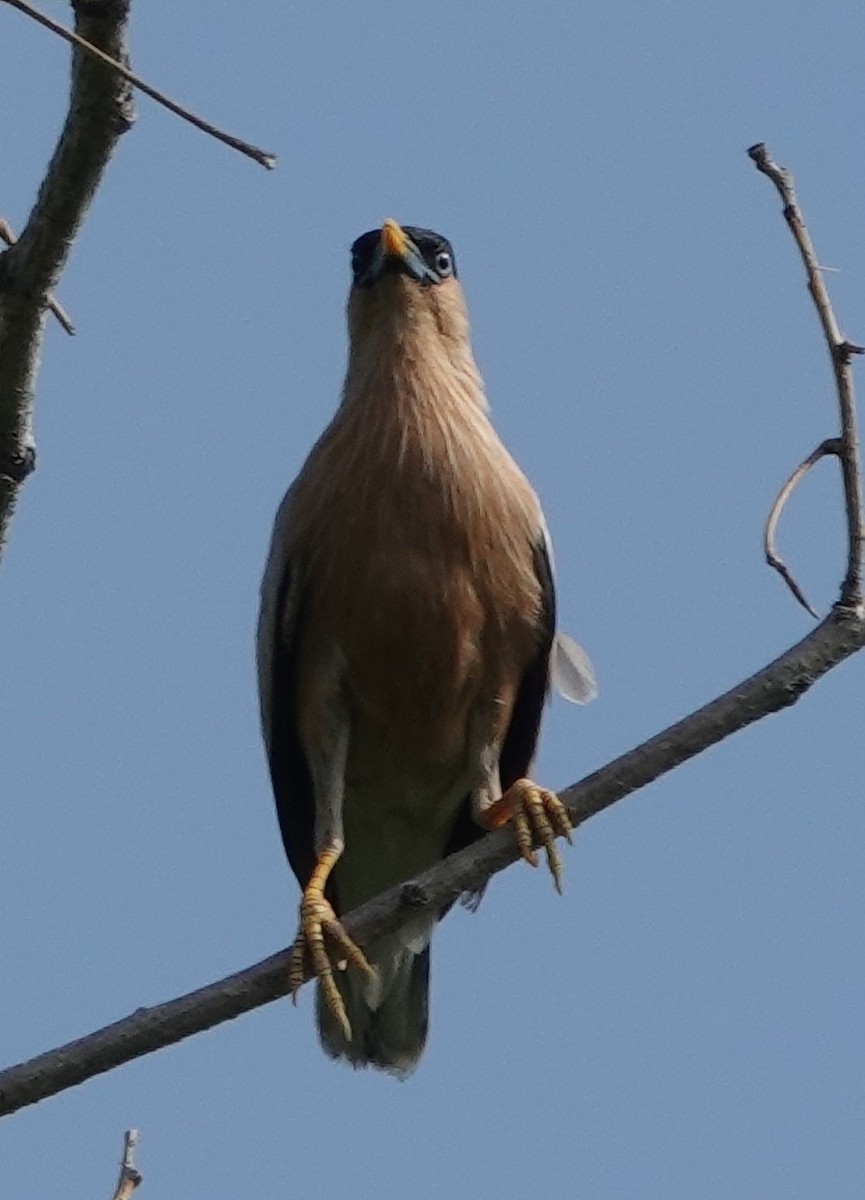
[{"x1": 316, "y1": 940, "x2": 430, "y2": 1078}]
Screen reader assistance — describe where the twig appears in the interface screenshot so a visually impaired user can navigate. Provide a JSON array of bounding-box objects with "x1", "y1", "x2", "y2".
[
  {"x1": 763, "y1": 437, "x2": 841, "y2": 617},
  {"x1": 3, "y1": 0, "x2": 276, "y2": 169},
  {"x1": 112, "y1": 1129, "x2": 142, "y2": 1200},
  {"x1": 0, "y1": 218, "x2": 74, "y2": 335},
  {"x1": 1, "y1": 605, "x2": 864, "y2": 1118},
  {"x1": 748, "y1": 143, "x2": 865, "y2": 610}
]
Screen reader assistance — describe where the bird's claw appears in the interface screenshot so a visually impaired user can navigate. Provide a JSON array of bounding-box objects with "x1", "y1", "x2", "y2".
[
  {"x1": 288, "y1": 889, "x2": 376, "y2": 1041},
  {"x1": 482, "y1": 777, "x2": 573, "y2": 894}
]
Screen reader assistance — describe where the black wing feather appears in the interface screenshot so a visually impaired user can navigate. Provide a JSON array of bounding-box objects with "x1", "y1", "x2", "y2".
[
  {"x1": 267, "y1": 566, "x2": 317, "y2": 890},
  {"x1": 444, "y1": 536, "x2": 556, "y2": 857}
]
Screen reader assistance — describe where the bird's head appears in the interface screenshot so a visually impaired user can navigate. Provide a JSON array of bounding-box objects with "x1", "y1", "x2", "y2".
[{"x1": 346, "y1": 220, "x2": 470, "y2": 352}]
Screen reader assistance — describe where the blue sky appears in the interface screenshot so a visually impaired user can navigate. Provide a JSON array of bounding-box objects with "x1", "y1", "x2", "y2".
[{"x1": 3, "y1": 2, "x2": 865, "y2": 1196}]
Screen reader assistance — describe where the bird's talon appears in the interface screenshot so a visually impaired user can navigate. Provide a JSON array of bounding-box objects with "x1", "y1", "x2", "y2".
[
  {"x1": 483, "y1": 778, "x2": 572, "y2": 891},
  {"x1": 288, "y1": 887, "x2": 374, "y2": 1036}
]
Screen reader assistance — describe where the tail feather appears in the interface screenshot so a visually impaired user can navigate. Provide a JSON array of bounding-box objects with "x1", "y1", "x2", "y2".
[{"x1": 317, "y1": 943, "x2": 430, "y2": 1078}]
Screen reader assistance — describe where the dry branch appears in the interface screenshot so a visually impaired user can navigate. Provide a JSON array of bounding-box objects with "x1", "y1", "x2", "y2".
[
  {"x1": 749, "y1": 142, "x2": 865, "y2": 610},
  {"x1": 1, "y1": 607, "x2": 864, "y2": 1118},
  {"x1": 0, "y1": 0, "x2": 134, "y2": 559},
  {"x1": 3, "y1": 0, "x2": 276, "y2": 169},
  {"x1": 111, "y1": 1129, "x2": 142, "y2": 1200},
  {"x1": 0, "y1": 0, "x2": 276, "y2": 564}
]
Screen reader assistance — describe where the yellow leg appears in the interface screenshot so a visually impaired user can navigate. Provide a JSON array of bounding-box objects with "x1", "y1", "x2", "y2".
[
  {"x1": 480, "y1": 778, "x2": 573, "y2": 894},
  {"x1": 288, "y1": 841, "x2": 377, "y2": 1041}
]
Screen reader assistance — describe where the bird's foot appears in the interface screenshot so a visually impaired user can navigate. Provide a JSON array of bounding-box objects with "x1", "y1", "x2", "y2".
[
  {"x1": 480, "y1": 777, "x2": 573, "y2": 893},
  {"x1": 288, "y1": 887, "x2": 377, "y2": 1041}
]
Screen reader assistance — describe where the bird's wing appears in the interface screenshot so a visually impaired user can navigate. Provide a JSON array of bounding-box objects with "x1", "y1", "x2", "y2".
[
  {"x1": 540, "y1": 518, "x2": 597, "y2": 704},
  {"x1": 446, "y1": 531, "x2": 560, "y2": 858},
  {"x1": 496, "y1": 533, "x2": 559, "y2": 791},
  {"x1": 256, "y1": 490, "x2": 316, "y2": 888},
  {"x1": 447, "y1": 522, "x2": 597, "y2": 870}
]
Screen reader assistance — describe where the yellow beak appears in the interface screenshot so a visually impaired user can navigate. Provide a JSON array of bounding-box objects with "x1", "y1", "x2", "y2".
[{"x1": 380, "y1": 218, "x2": 408, "y2": 259}]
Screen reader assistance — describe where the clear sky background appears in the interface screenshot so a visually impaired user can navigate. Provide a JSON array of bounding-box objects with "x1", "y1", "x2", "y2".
[{"x1": 3, "y1": 2, "x2": 865, "y2": 1196}]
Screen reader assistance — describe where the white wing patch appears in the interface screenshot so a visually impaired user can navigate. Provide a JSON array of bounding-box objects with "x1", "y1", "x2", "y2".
[
  {"x1": 552, "y1": 632, "x2": 597, "y2": 704},
  {"x1": 540, "y1": 518, "x2": 598, "y2": 705}
]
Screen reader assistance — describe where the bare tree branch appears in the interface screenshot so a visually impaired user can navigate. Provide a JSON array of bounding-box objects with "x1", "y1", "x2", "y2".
[
  {"x1": 749, "y1": 142, "x2": 865, "y2": 609},
  {"x1": 111, "y1": 1130, "x2": 142, "y2": 1200},
  {"x1": 1, "y1": 606, "x2": 863, "y2": 1119},
  {"x1": 0, "y1": 0, "x2": 135, "y2": 561},
  {"x1": 3, "y1": 0, "x2": 276, "y2": 169}
]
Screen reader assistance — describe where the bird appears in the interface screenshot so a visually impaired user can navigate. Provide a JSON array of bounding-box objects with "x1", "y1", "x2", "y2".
[{"x1": 257, "y1": 219, "x2": 595, "y2": 1077}]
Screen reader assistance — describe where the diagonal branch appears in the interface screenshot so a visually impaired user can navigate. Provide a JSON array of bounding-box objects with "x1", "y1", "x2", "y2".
[
  {"x1": 1, "y1": 606, "x2": 864, "y2": 1118},
  {"x1": 0, "y1": 0, "x2": 135, "y2": 561},
  {"x1": 3, "y1": 0, "x2": 276, "y2": 169}
]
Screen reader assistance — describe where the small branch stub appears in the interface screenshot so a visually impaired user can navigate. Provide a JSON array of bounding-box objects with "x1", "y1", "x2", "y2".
[
  {"x1": 0, "y1": 218, "x2": 74, "y2": 335},
  {"x1": 112, "y1": 1129, "x2": 142, "y2": 1200}
]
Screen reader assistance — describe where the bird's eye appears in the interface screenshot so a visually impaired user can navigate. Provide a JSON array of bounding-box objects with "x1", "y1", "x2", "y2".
[
  {"x1": 351, "y1": 253, "x2": 363, "y2": 277},
  {"x1": 434, "y1": 251, "x2": 453, "y2": 277}
]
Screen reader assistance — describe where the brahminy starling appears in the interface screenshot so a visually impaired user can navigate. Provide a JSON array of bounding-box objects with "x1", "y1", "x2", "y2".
[{"x1": 257, "y1": 219, "x2": 595, "y2": 1076}]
